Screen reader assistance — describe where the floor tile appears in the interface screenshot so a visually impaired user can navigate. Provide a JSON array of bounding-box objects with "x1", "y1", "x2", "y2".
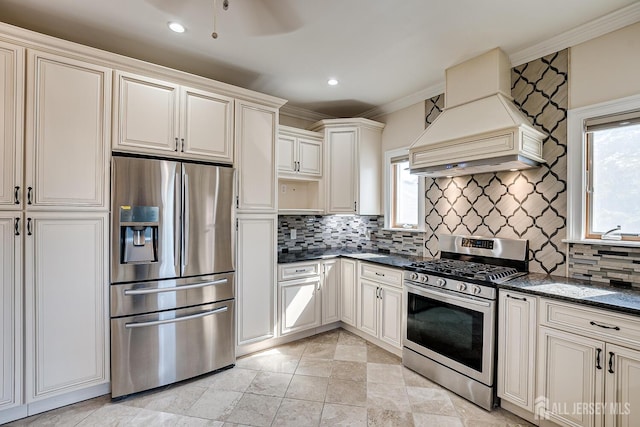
[
  {"x1": 406, "y1": 386, "x2": 457, "y2": 416},
  {"x1": 334, "y1": 344, "x2": 367, "y2": 362},
  {"x1": 330, "y1": 360, "x2": 367, "y2": 382},
  {"x1": 402, "y1": 366, "x2": 442, "y2": 388},
  {"x1": 367, "y1": 408, "x2": 415, "y2": 427},
  {"x1": 235, "y1": 352, "x2": 299, "y2": 374},
  {"x1": 367, "y1": 343, "x2": 402, "y2": 364},
  {"x1": 246, "y1": 371, "x2": 292, "y2": 397},
  {"x1": 306, "y1": 329, "x2": 340, "y2": 344},
  {"x1": 367, "y1": 382, "x2": 411, "y2": 412},
  {"x1": 192, "y1": 367, "x2": 258, "y2": 392},
  {"x1": 320, "y1": 403, "x2": 368, "y2": 426},
  {"x1": 413, "y1": 412, "x2": 464, "y2": 426},
  {"x1": 184, "y1": 389, "x2": 243, "y2": 421},
  {"x1": 271, "y1": 398, "x2": 323, "y2": 426},
  {"x1": 302, "y1": 342, "x2": 337, "y2": 360},
  {"x1": 367, "y1": 363, "x2": 405, "y2": 385},
  {"x1": 295, "y1": 358, "x2": 333, "y2": 377},
  {"x1": 285, "y1": 375, "x2": 329, "y2": 402},
  {"x1": 337, "y1": 331, "x2": 367, "y2": 346},
  {"x1": 75, "y1": 403, "x2": 144, "y2": 426},
  {"x1": 224, "y1": 393, "x2": 281, "y2": 427},
  {"x1": 325, "y1": 378, "x2": 367, "y2": 406},
  {"x1": 122, "y1": 383, "x2": 206, "y2": 414}
]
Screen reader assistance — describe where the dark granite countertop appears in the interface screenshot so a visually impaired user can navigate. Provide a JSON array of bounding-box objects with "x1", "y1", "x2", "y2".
[
  {"x1": 277, "y1": 248, "x2": 426, "y2": 269},
  {"x1": 499, "y1": 273, "x2": 640, "y2": 316},
  {"x1": 278, "y1": 249, "x2": 640, "y2": 316}
]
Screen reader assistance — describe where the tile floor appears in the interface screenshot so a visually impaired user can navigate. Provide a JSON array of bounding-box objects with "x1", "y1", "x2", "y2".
[{"x1": 7, "y1": 328, "x2": 533, "y2": 426}]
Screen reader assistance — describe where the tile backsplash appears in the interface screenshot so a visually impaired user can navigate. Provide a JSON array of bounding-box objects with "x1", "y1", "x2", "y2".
[
  {"x1": 569, "y1": 244, "x2": 640, "y2": 288},
  {"x1": 277, "y1": 215, "x2": 425, "y2": 256}
]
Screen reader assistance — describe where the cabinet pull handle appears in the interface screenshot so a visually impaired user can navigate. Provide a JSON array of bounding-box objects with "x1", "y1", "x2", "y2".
[
  {"x1": 590, "y1": 321, "x2": 620, "y2": 331},
  {"x1": 181, "y1": 138, "x2": 185, "y2": 152},
  {"x1": 14, "y1": 186, "x2": 20, "y2": 204},
  {"x1": 354, "y1": 201, "x2": 357, "y2": 212},
  {"x1": 378, "y1": 288, "x2": 383, "y2": 300},
  {"x1": 27, "y1": 218, "x2": 32, "y2": 236},
  {"x1": 375, "y1": 272, "x2": 385, "y2": 277},
  {"x1": 175, "y1": 137, "x2": 179, "y2": 151},
  {"x1": 608, "y1": 351, "x2": 615, "y2": 374},
  {"x1": 27, "y1": 187, "x2": 33, "y2": 205},
  {"x1": 294, "y1": 269, "x2": 307, "y2": 273},
  {"x1": 317, "y1": 282, "x2": 321, "y2": 292},
  {"x1": 506, "y1": 294, "x2": 527, "y2": 301},
  {"x1": 596, "y1": 348, "x2": 602, "y2": 370},
  {"x1": 14, "y1": 218, "x2": 20, "y2": 236}
]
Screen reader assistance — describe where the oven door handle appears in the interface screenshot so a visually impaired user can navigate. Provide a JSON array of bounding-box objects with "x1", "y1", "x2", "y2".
[
  {"x1": 123, "y1": 278, "x2": 228, "y2": 296},
  {"x1": 124, "y1": 306, "x2": 228, "y2": 329},
  {"x1": 405, "y1": 283, "x2": 491, "y2": 308}
]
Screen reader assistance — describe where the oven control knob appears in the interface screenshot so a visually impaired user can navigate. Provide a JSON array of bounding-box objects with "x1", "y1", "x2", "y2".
[
  {"x1": 472, "y1": 286, "x2": 482, "y2": 295},
  {"x1": 420, "y1": 274, "x2": 428, "y2": 283},
  {"x1": 457, "y1": 283, "x2": 467, "y2": 292},
  {"x1": 436, "y1": 278, "x2": 446, "y2": 287},
  {"x1": 410, "y1": 272, "x2": 419, "y2": 281}
]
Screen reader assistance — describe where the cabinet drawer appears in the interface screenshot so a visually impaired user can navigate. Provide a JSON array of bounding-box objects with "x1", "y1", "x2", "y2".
[
  {"x1": 359, "y1": 262, "x2": 402, "y2": 288},
  {"x1": 278, "y1": 261, "x2": 321, "y2": 281},
  {"x1": 540, "y1": 298, "x2": 640, "y2": 349}
]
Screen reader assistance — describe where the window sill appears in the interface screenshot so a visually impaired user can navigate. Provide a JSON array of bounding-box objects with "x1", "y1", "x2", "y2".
[
  {"x1": 563, "y1": 238, "x2": 640, "y2": 248},
  {"x1": 382, "y1": 227, "x2": 425, "y2": 234}
]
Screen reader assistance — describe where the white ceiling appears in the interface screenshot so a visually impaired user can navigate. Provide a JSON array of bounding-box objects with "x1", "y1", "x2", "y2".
[{"x1": 0, "y1": 0, "x2": 638, "y2": 117}]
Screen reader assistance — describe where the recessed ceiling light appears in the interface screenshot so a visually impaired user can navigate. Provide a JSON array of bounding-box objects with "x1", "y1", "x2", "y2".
[
  {"x1": 168, "y1": 22, "x2": 186, "y2": 33},
  {"x1": 327, "y1": 78, "x2": 339, "y2": 86}
]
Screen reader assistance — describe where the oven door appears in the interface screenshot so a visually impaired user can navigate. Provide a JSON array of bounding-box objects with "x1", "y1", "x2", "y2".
[{"x1": 403, "y1": 282, "x2": 496, "y2": 386}]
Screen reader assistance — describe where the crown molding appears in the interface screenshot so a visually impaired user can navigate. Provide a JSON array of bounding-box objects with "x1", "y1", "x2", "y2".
[
  {"x1": 279, "y1": 104, "x2": 335, "y2": 122},
  {"x1": 509, "y1": 2, "x2": 640, "y2": 66},
  {"x1": 360, "y1": 82, "x2": 446, "y2": 120},
  {"x1": 362, "y1": 3, "x2": 640, "y2": 118}
]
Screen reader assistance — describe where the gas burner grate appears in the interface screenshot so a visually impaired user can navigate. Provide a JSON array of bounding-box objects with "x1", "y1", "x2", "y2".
[{"x1": 407, "y1": 259, "x2": 523, "y2": 284}]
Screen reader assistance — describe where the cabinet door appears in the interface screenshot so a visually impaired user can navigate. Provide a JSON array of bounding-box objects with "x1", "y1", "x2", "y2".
[
  {"x1": 0, "y1": 42, "x2": 23, "y2": 210},
  {"x1": 497, "y1": 291, "x2": 537, "y2": 412},
  {"x1": 180, "y1": 86, "x2": 233, "y2": 163},
  {"x1": 379, "y1": 285, "x2": 402, "y2": 349},
  {"x1": 297, "y1": 137, "x2": 322, "y2": 177},
  {"x1": 26, "y1": 51, "x2": 111, "y2": 209},
  {"x1": 236, "y1": 214, "x2": 276, "y2": 346},
  {"x1": 321, "y1": 260, "x2": 340, "y2": 324},
  {"x1": 0, "y1": 213, "x2": 22, "y2": 411},
  {"x1": 235, "y1": 101, "x2": 277, "y2": 212},
  {"x1": 24, "y1": 212, "x2": 109, "y2": 402},
  {"x1": 114, "y1": 71, "x2": 179, "y2": 154},
  {"x1": 604, "y1": 344, "x2": 640, "y2": 427},
  {"x1": 326, "y1": 128, "x2": 357, "y2": 213},
  {"x1": 537, "y1": 326, "x2": 603, "y2": 427},
  {"x1": 280, "y1": 278, "x2": 321, "y2": 335},
  {"x1": 340, "y1": 259, "x2": 357, "y2": 327},
  {"x1": 277, "y1": 133, "x2": 296, "y2": 174},
  {"x1": 358, "y1": 279, "x2": 378, "y2": 337}
]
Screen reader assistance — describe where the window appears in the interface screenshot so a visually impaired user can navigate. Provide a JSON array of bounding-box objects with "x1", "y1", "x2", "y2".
[
  {"x1": 585, "y1": 111, "x2": 640, "y2": 240},
  {"x1": 384, "y1": 148, "x2": 423, "y2": 231},
  {"x1": 567, "y1": 95, "x2": 640, "y2": 244}
]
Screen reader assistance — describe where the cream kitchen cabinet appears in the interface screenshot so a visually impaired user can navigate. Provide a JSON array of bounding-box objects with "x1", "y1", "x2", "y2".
[
  {"x1": 0, "y1": 213, "x2": 22, "y2": 419},
  {"x1": 356, "y1": 262, "x2": 402, "y2": 349},
  {"x1": 537, "y1": 298, "x2": 640, "y2": 427},
  {"x1": 277, "y1": 259, "x2": 341, "y2": 336},
  {"x1": 235, "y1": 100, "x2": 278, "y2": 213},
  {"x1": 340, "y1": 258, "x2": 357, "y2": 327},
  {"x1": 236, "y1": 214, "x2": 277, "y2": 347},
  {"x1": 497, "y1": 290, "x2": 537, "y2": 414},
  {"x1": 24, "y1": 212, "x2": 109, "y2": 405},
  {"x1": 26, "y1": 50, "x2": 111, "y2": 210},
  {"x1": 0, "y1": 42, "x2": 23, "y2": 210},
  {"x1": 311, "y1": 119, "x2": 384, "y2": 215},
  {"x1": 278, "y1": 126, "x2": 322, "y2": 178},
  {"x1": 113, "y1": 71, "x2": 234, "y2": 163}
]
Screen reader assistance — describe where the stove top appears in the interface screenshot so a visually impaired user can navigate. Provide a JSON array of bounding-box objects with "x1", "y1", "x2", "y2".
[{"x1": 406, "y1": 259, "x2": 525, "y2": 284}]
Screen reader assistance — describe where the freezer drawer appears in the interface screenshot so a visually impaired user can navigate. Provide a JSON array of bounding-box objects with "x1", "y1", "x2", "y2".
[
  {"x1": 110, "y1": 272, "x2": 234, "y2": 317},
  {"x1": 111, "y1": 299, "x2": 235, "y2": 398}
]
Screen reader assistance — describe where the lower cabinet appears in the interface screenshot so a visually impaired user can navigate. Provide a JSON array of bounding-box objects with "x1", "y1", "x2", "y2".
[
  {"x1": 340, "y1": 258, "x2": 357, "y2": 327},
  {"x1": 277, "y1": 259, "x2": 341, "y2": 337},
  {"x1": 356, "y1": 262, "x2": 403, "y2": 349},
  {"x1": 236, "y1": 214, "x2": 277, "y2": 347},
  {"x1": 497, "y1": 290, "x2": 537, "y2": 412}
]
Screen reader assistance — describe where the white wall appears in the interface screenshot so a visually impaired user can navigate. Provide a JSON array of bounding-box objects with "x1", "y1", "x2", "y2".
[
  {"x1": 569, "y1": 21, "x2": 640, "y2": 109},
  {"x1": 377, "y1": 102, "x2": 426, "y2": 153}
]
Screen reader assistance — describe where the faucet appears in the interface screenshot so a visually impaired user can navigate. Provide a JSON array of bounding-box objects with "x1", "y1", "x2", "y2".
[{"x1": 602, "y1": 225, "x2": 622, "y2": 240}]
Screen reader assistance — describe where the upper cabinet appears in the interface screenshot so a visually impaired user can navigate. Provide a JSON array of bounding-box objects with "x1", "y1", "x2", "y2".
[
  {"x1": 278, "y1": 126, "x2": 322, "y2": 178},
  {"x1": 311, "y1": 118, "x2": 384, "y2": 215},
  {"x1": 113, "y1": 71, "x2": 234, "y2": 163},
  {"x1": 0, "y1": 42, "x2": 23, "y2": 210},
  {"x1": 25, "y1": 50, "x2": 111, "y2": 210},
  {"x1": 235, "y1": 100, "x2": 278, "y2": 213}
]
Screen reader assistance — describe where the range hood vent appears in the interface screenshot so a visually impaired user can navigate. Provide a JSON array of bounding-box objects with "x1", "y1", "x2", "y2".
[{"x1": 409, "y1": 48, "x2": 546, "y2": 177}]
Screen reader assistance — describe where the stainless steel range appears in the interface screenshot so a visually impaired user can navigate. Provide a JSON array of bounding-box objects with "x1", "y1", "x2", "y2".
[{"x1": 402, "y1": 234, "x2": 528, "y2": 410}]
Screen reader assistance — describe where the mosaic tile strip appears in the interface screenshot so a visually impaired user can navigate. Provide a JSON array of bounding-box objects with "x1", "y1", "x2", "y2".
[
  {"x1": 422, "y1": 50, "x2": 569, "y2": 275},
  {"x1": 570, "y1": 244, "x2": 640, "y2": 288},
  {"x1": 374, "y1": 229, "x2": 425, "y2": 256}
]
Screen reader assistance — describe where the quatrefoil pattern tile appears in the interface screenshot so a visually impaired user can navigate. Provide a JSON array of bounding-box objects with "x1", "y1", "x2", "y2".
[{"x1": 423, "y1": 50, "x2": 568, "y2": 274}]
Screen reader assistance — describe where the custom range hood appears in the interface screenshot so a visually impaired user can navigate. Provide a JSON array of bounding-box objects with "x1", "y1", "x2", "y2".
[{"x1": 409, "y1": 48, "x2": 546, "y2": 177}]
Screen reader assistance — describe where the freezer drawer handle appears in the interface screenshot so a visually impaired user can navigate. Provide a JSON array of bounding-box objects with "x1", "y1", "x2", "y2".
[
  {"x1": 124, "y1": 305, "x2": 228, "y2": 329},
  {"x1": 123, "y1": 278, "x2": 228, "y2": 296}
]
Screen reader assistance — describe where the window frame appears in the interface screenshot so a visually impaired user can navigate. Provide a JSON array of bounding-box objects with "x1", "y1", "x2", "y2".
[
  {"x1": 383, "y1": 148, "x2": 425, "y2": 232},
  {"x1": 567, "y1": 93, "x2": 640, "y2": 245}
]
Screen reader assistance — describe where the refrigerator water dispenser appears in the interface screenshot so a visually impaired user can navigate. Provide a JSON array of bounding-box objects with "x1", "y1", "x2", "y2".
[{"x1": 119, "y1": 206, "x2": 159, "y2": 264}]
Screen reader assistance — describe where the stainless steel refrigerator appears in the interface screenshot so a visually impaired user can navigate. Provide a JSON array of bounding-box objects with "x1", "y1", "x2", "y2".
[{"x1": 109, "y1": 155, "x2": 235, "y2": 398}]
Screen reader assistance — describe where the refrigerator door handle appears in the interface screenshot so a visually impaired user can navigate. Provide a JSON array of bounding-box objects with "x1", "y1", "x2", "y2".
[
  {"x1": 182, "y1": 171, "x2": 190, "y2": 268},
  {"x1": 123, "y1": 278, "x2": 229, "y2": 295},
  {"x1": 124, "y1": 305, "x2": 228, "y2": 329}
]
